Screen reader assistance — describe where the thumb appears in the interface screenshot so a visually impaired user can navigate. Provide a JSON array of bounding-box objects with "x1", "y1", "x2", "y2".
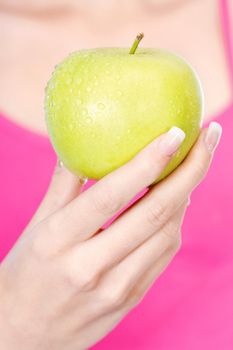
[{"x1": 27, "y1": 160, "x2": 84, "y2": 230}]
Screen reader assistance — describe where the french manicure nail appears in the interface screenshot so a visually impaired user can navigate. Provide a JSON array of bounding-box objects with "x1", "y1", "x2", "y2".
[
  {"x1": 205, "y1": 122, "x2": 222, "y2": 153},
  {"x1": 158, "y1": 126, "x2": 186, "y2": 156}
]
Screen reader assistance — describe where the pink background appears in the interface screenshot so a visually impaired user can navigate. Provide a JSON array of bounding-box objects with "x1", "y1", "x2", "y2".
[{"x1": 0, "y1": 0, "x2": 233, "y2": 348}]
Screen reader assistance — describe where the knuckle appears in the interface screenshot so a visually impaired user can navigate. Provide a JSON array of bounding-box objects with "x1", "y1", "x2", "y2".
[
  {"x1": 78, "y1": 273, "x2": 99, "y2": 291},
  {"x1": 66, "y1": 269, "x2": 99, "y2": 292},
  {"x1": 126, "y1": 289, "x2": 145, "y2": 309},
  {"x1": 93, "y1": 186, "x2": 122, "y2": 216},
  {"x1": 127, "y1": 294, "x2": 140, "y2": 309},
  {"x1": 146, "y1": 201, "x2": 169, "y2": 228},
  {"x1": 63, "y1": 255, "x2": 99, "y2": 292},
  {"x1": 99, "y1": 287, "x2": 127, "y2": 310}
]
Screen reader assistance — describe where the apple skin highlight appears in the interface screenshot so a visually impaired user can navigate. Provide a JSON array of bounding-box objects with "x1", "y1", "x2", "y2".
[{"x1": 45, "y1": 44, "x2": 203, "y2": 182}]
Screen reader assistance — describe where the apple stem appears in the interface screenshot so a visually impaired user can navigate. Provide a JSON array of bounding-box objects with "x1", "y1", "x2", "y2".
[{"x1": 129, "y1": 33, "x2": 144, "y2": 54}]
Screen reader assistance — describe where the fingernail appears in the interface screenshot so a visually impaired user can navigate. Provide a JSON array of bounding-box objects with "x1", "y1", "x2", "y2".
[
  {"x1": 205, "y1": 122, "x2": 222, "y2": 153},
  {"x1": 158, "y1": 126, "x2": 186, "y2": 156}
]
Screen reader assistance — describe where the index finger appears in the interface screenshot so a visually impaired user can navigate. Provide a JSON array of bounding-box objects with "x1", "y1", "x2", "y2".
[{"x1": 51, "y1": 126, "x2": 186, "y2": 242}]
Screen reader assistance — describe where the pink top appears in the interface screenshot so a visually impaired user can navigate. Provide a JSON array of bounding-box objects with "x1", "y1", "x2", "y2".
[{"x1": 0, "y1": 0, "x2": 233, "y2": 348}]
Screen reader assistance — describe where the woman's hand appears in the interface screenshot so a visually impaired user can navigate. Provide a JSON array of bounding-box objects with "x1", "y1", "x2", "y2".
[{"x1": 0, "y1": 123, "x2": 221, "y2": 350}]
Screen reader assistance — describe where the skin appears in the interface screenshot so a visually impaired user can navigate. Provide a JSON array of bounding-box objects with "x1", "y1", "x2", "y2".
[
  {"x1": 0, "y1": 126, "x2": 220, "y2": 349},
  {"x1": 0, "y1": 0, "x2": 226, "y2": 348}
]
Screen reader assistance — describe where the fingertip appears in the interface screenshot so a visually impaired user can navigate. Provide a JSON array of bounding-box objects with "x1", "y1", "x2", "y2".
[
  {"x1": 205, "y1": 121, "x2": 222, "y2": 153},
  {"x1": 156, "y1": 126, "x2": 186, "y2": 157}
]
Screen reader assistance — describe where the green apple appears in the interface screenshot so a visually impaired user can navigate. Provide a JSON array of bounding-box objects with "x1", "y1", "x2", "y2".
[{"x1": 45, "y1": 34, "x2": 203, "y2": 182}]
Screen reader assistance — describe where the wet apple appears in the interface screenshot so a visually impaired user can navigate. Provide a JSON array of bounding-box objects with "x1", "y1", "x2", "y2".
[{"x1": 45, "y1": 34, "x2": 203, "y2": 181}]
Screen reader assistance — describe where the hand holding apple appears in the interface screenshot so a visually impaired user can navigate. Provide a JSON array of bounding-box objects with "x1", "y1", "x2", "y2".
[{"x1": 0, "y1": 120, "x2": 221, "y2": 350}]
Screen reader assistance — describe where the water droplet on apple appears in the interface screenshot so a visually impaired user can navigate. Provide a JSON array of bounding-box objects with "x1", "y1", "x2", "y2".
[
  {"x1": 79, "y1": 176, "x2": 88, "y2": 185},
  {"x1": 97, "y1": 103, "x2": 105, "y2": 110}
]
